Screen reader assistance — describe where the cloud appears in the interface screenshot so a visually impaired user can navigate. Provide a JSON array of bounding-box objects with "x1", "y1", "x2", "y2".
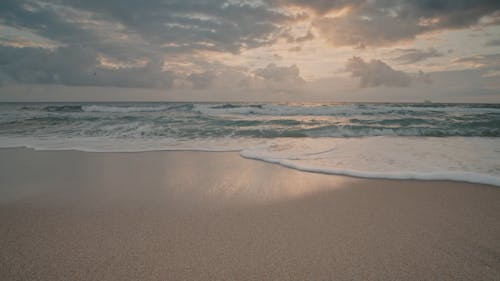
[
  {"x1": 390, "y1": 48, "x2": 444, "y2": 64},
  {"x1": 0, "y1": 0, "x2": 298, "y2": 88},
  {"x1": 269, "y1": 0, "x2": 362, "y2": 14},
  {"x1": 65, "y1": 0, "x2": 291, "y2": 53},
  {"x1": 314, "y1": 13, "x2": 420, "y2": 47},
  {"x1": 0, "y1": 45, "x2": 172, "y2": 88},
  {"x1": 188, "y1": 71, "x2": 217, "y2": 89},
  {"x1": 254, "y1": 63, "x2": 304, "y2": 83},
  {"x1": 453, "y1": 54, "x2": 500, "y2": 68},
  {"x1": 415, "y1": 70, "x2": 433, "y2": 84},
  {"x1": 313, "y1": 0, "x2": 500, "y2": 47},
  {"x1": 0, "y1": 0, "x2": 498, "y2": 92},
  {"x1": 345, "y1": 57, "x2": 412, "y2": 87},
  {"x1": 482, "y1": 70, "x2": 500, "y2": 77},
  {"x1": 485, "y1": 39, "x2": 500, "y2": 46},
  {"x1": 283, "y1": 30, "x2": 314, "y2": 43},
  {"x1": 0, "y1": 0, "x2": 169, "y2": 87}
]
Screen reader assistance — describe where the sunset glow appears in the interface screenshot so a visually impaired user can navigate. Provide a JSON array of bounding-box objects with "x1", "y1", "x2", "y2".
[{"x1": 0, "y1": 0, "x2": 499, "y2": 102}]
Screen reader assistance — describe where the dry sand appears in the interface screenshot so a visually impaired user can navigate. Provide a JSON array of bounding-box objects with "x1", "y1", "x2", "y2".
[{"x1": 0, "y1": 148, "x2": 499, "y2": 280}]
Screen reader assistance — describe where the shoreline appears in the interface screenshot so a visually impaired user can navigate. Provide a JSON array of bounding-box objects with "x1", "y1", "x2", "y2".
[
  {"x1": 2, "y1": 146, "x2": 499, "y2": 188},
  {"x1": 1, "y1": 148, "x2": 499, "y2": 280}
]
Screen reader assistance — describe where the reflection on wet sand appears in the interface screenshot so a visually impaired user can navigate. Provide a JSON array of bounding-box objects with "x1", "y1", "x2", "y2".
[{"x1": 1, "y1": 149, "x2": 499, "y2": 281}]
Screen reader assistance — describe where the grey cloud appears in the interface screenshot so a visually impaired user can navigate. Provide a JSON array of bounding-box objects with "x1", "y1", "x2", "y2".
[
  {"x1": 0, "y1": 46, "x2": 96, "y2": 85},
  {"x1": 268, "y1": 0, "x2": 363, "y2": 14},
  {"x1": 295, "y1": 31, "x2": 314, "y2": 42},
  {"x1": 485, "y1": 39, "x2": 500, "y2": 46},
  {"x1": 279, "y1": 0, "x2": 500, "y2": 23},
  {"x1": 188, "y1": 71, "x2": 217, "y2": 89},
  {"x1": 408, "y1": 0, "x2": 500, "y2": 28},
  {"x1": 313, "y1": 0, "x2": 500, "y2": 47},
  {"x1": 415, "y1": 70, "x2": 433, "y2": 84},
  {"x1": 65, "y1": 0, "x2": 290, "y2": 53},
  {"x1": 0, "y1": 0, "x2": 149, "y2": 56},
  {"x1": 391, "y1": 48, "x2": 444, "y2": 64},
  {"x1": 314, "y1": 11, "x2": 422, "y2": 47},
  {"x1": 0, "y1": 0, "x2": 163, "y2": 87},
  {"x1": 47, "y1": 0, "x2": 285, "y2": 55},
  {"x1": 283, "y1": 30, "x2": 314, "y2": 43},
  {"x1": 254, "y1": 63, "x2": 304, "y2": 83},
  {"x1": 0, "y1": 0, "x2": 297, "y2": 88},
  {"x1": 453, "y1": 54, "x2": 500, "y2": 68},
  {"x1": 0, "y1": 45, "x2": 172, "y2": 88},
  {"x1": 1, "y1": 0, "x2": 497, "y2": 90},
  {"x1": 354, "y1": 42, "x2": 366, "y2": 50},
  {"x1": 345, "y1": 57, "x2": 412, "y2": 87}
]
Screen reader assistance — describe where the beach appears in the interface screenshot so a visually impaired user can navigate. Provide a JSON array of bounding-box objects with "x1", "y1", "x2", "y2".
[
  {"x1": 1, "y1": 148, "x2": 499, "y2": 280},
  {"x1": 2, "y1": 0, "x2": 500, "y2": 279}
]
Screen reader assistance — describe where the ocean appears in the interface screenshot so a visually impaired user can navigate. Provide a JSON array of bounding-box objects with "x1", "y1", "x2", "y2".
[{"x1": 1, "y1": 102, "x2": 499, "y2": 186}]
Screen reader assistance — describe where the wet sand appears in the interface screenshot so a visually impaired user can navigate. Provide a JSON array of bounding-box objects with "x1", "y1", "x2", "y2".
[{"x1": 0, "y1": 148, "x2": 499, "y2": 280}]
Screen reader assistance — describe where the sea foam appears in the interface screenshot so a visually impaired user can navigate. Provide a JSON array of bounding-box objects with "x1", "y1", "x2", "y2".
[
  {"x1": 1, "y1": 136, "x2": 499, "y2": 187},
  {"x1": 240, "y1": 137, "x2": 500, "y2": 187},
  {"x1": 1, "y1": 102, "x2": 499, "y2": 186}
]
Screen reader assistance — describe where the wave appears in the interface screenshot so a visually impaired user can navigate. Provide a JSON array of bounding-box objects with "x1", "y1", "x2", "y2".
[
  {"x1": 1, "y1": 102, "x2": 500, "y2": 186},
  {"x1": 195, "y1": 103, "x2": 361, "y2": 116},
  {"x1": 1, "y1": 117, "x2": 499, "y2": 138},
  {"x1": 7, "y1": 102, "x2": 500, "y2": 120},
  {"x1": 24, "y1": 104, "x2": 189, "y2": 113},
  {"x1": 44, "y1": 105, "x2": 84, "y2": 112},
  {"x1": 239, "y1": 137, "x2": 500, "y2": 187},
  {"x1": 81, "y1": 105, "x2": 170, "y2": 113},
  {"x1": 1, "y1": 136, "x2": 499, "y2": 187},
  {"x1": 196, "y1": 103, "x2": 500, "y2": 117},
  {"x1": 301, "y1": 125, "x2": 500, "y2": 137},
  {"x1": 210, "y1": 103, "x2": 263, "y2": 109}
]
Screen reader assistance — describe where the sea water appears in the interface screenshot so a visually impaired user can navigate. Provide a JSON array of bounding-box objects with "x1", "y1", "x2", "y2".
[{"x1": 1, "y1": 102, "x2": 499, "y2": 186}]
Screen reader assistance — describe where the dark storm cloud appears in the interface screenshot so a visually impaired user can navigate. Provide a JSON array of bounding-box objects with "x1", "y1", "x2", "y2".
[{"x1": 391, "y1": 48, "x2": 444, "y2": 64}]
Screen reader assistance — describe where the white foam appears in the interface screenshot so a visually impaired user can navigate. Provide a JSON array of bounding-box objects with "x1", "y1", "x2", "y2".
[
  {"x1": 240, "y1": 137, "x2": 500, "y2": 186},
  {"x1": 82, "y1": 105, "x2": 169, "y2": 113},
  {"x1": 196, "y1": 103, "x2": 500, "y2": 117},
  {"x1": 195, "y1": 103, "x2": 362, "y2": 116},
  {"x1": 0, "y1": 136, "x2": 258, "y2": 153},
  {"x1": 1, "y1": 136, "x2": 499, "y2": 187}
]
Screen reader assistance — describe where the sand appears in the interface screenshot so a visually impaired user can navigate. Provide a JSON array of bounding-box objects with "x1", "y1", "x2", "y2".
[{"x1": 0, "y1": 148, "x2": 499, "y2": 281}]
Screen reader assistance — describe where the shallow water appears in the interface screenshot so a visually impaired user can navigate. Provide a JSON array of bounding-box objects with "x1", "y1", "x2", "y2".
[{"x1": 1, "y1": 102, "x2": 499, "y2": 186}]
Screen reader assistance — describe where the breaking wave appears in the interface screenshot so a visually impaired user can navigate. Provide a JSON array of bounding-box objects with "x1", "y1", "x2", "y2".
[{"x1": 1, "y1": 102, "x2": 500, "y2": 186}]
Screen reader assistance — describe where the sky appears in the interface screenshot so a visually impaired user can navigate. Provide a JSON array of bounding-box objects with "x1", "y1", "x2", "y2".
[{"x1": 0, "y1": 0, "x2": 499, "y2": 102}]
